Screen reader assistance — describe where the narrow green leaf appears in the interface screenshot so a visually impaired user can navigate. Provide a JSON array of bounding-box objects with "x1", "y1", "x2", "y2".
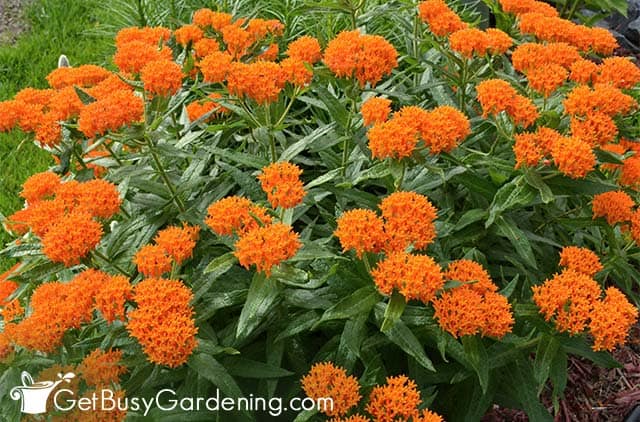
[
  {"x1": 224, "y1": 357, "x2": 293, "y2": 379},
  {"x1": 533, "y1": 335, "x2": 560, "y2": 394},
  {"x1": 462, "y1": 336, "x2": 490, "y2": 393},
  {"x1": 523, "y1": 169, "x2": 555, "y2": 204},
  {"x1": 380, "y1": 291, "x2": 406, "y2": 332},
  {"x1": 383, "y1": 320, "x2": 436, "y2": 372},
  {"x1": 494, "y1": 216, "x2": 537, "y2": 269},
  {"x1": 204, "y1": 252, "x2": 237, "y2": 276},
  {"x1": 316, "y1": 286, "x2": 380, "y2": 325},
  {"x1": 188, "y1": 354, "x2": 246, "y2": 405},
  {"x1": 280, "y1": 123, "x2": 335, "y2": 161},
  {"x1": 236, "y1": 273, "x2": 281, "y2": 340}
]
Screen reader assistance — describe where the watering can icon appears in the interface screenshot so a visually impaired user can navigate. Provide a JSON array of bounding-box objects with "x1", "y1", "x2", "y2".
[{"x1": 9, "y1": 371, "x2": 75, "y2": 414}]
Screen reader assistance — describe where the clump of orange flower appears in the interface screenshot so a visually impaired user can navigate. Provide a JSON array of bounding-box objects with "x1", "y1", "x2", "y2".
[
  {"x1": 155, "y1": 224, "x2": 200, "y2": 265},
  {"x1": 41, "y1": 212, "x2": 103, "y2": 266},
  {"x1": 511, "y1": 42, "x2": 581, "y2": 75},
  {"x1": 621, "y1": 156, "x2": 640, "y2": 188},
  {"x1": 418, "y1": 0, "x2": 467, "y2": 37},
  {"x1": 367, "y1": 117, "x2": 420, "y2": 160},
  {"x1": 198, "y1": 51, "x2": 233, "y2": 83},
  {"x1": 590, "y1": 287, "x2": 638, "y2": 351},
  {"x1": 476, "y1": 79, "x2": 538, "y2": 127},
  {"x1": 20, "y1": 171, "x2": 61, "y2": 203},
  {"x1": 134, "y1": 244, "x2": 172, "y2": 277},
  {"x1": 226, "y1": 61, "x2": 286, "y2": 104},
  {"x1": 127, "y1": 278, "x2": 198, "y2": 367},
  {"x1": 570, "y1": 59, "x2": 600, "y2": 84},
  {"x1": 286, "y1": 36, "x2": 322, "y2": 64},
  {"x1": 192, "y1": 9, "x2": 233, "y2": 31},
  {"x1": 558, "y1": 246, "x2": 603, "y2": 277},
  {"x1": 335, "y1": 209, "x2": 386, "y2": 258},
  {"x1": 361, "y1": 97, "x2": 391, "y2": 126},
  {"x1": 323, "y1": 30, "x2": 398, "y2": 87},
  {"x1": 115, "y1": 26, "x2": 171, "y2": 47},
  {"x1": 174, "y1": 24, "x2": 204, "y2": 46},
  {"x1": 141, "y1": 60, "x2": 183, "y2": 97},
  {"x1": 526, "y1": 64, "x2": 567, "y2": 97},
  {"x1": 0, "y1": 264, "x2": 19, "y2": 306},
  {"x1": 205, "y1": 196, "x2": 272, "y2": 236},
  {"x1": 499, "y1": 0, "x2": 558, "y2": 17},
  {"x1": 78, "y1": 90, "x2": 144, "y2": 139},
  {"x1": 234, "y1": 223, "x2": 301, "y2": 276},
  {"x1": 301, "y1": 362, "x2": 361, "y2": 417},
  {"x1": 280, "y1": 58, "x2": 313, "y2": 87},
  {"x1": 258, "y1": 161, "x2": 306, "y2": 209},
  {"x1": 113, "y1": 40, "x2": 173, "y2": 74},
  {"x1": 422, "y1": 105, "x2": 471, "y2": 153},
  {"x1": 366, "y1": 375, "x2": 422, "y2": 421},
  {"x1": 94, "y1": 275, "x2": 132, "y2": 323},
  {"x1": 46, "y1": 65, "x2": 111, "y2": 89},
  {"x1": 371, "y1": 252, "x2": 444, "y2": 303},
  {"x1": 592, "y1": 191, "x2": 635, "y2": 225},
  {"x1": 596, "y1": 57, "x2": 640, "y2": 89},
  {"x1": 380, "y1": 191, "x2": 438, "y2": 253},
  {"x1": 570, "y1": 113, "x2": 618, "y2": 147},
  {"x1": 486, "y1": 28, "x2": 513, "y2": 54},
  {"x1": 78, "y1": 349, "x2": 127, "y2": 386},
  {"x1": 193, "y1": 38, "x2": 220, "y2": 58},
  {"x1": 449, "y1": 28, "x2": 489, "y2": 58},
  {"x1": 551, "y1": 137, "x2": 596, "y2": 179},
  {"x1": 186, "y1": 93, "x2": 226, "y2": 122},
  {"x1": 444, "y1": 259, "x2": 497, "y2": 293},
  {"x1": 564, "y1": 84, "x2": 636, "y2": 118},
  {"x1": 513, "y1": 133, "x2": 543, "y2": 168}
]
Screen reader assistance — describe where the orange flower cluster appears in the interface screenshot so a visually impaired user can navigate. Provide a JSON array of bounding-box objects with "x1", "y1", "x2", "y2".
[
  {"x1": 205, "y1": 196, "x2": 272, "y2": 236},
  {"x1": 46, "y1": 65, "x2": 111, "y2": 89},
  {"x1": 570, "y1": 59, "x2": 600, "y2": 84},
  {"x1": 512, "y1": 43, "x2": 581, "y2": 75},
  {"x1": 526, "y1": 64, "x2": 568, "y2": 97},
  {"x1": 113, "y1": 26, "x2": 173, "y2": 74},
  {"x1": 596, "y1": 57, "x2": 640, "y2": 89},
  {"x1": 449, "y1": 27, "x2": 513, "y2": 57},
  {"x1": 78, "y1": 89, "x2": 144, "y2": 139},
  {"x1": 335, "y1": 191, "x2": 438, "y2": 257},
  {"x1": 592, "y1": 191, "x2": 635, "y2": 225},
  {"x1": 323, "y1": 30, "x2": 398, "y2": 87},
  {"x1": 371, "y1": 252, "x2": 444, "y2": 302},
  {"x1": 570, "y1": 113, "x2": 618, "y2": 147},
  {"x1": 498, "y1": 0, "x2": 558, "y2": 17},
  {"x1": 78, "y1": 348, "x2": 127, "y2": 387},
  {"x1": 433, "y1": 259, "x2": 513, "y2": 338},
  {"x1": 0, "y1": 264, "x2": 19, "y2": 306},
  {"x1": 558, "y1": 246, "x2": 603, "y2": 277},
  {"x1": 566, "y1": 84, "x2": 636, "y2": 117},
  {"x1": 533, "y1": 264, "x2": 638, "y2": 350},
  {"x1": 186, "y1": 93, "x2": 227, "y2": 122},
  {"x1": 193, "y1": 38, "x2": 220, "y2": 58},
  {"x1": 361, "y1": 97, "x2": 391, "y2": 126},
  {"x1": 518, "y1": 12, "x2": 618, "y2": 55},
  {"x1": 199, "y1": 51, "x2": 234, "y2": 83},
  {"x1": 234, "y1": 223, "x2": 301, "y2": 276},
  {"x1": 258, "y1": 161, "x2": 306, "y2": 209},
  {"x1": 418, "y1": 0, "x2": 467, "y2": 37},
  {"x1": 134, "y1": 224, "x2": 200, "y2": 276},
  {"x1": 476, "y1": 79, "x2": 538, "y2": 128},
  {"x1": 550, "y1": 136, "x2": 596, "y2": 179},
  {"x1": 226, "y1": 61, "x2": 286, "y2": 104},
  {"x1": 127, "y1": 278, "x2": 198, "y2": 367},
  {"x1": 301, "y1": 362, "x2": 361, "y2": 417},
  {"x1": 42, "y1": 212, "x2": 104, "y2": 266},
  {"x1": 365, "y1": 375, "x2": 424, "y2": 422},
  {"x1": 174, "y1": 24, "x2": 204, "y2": 46},
  {"x1": 140, "y1": 60, "x2": 183, "y2": 97},
  {"x1": 20, "y1": 171, "x2": 61, "y2": 203},
  {"x1": 4, "y1": 270, "x2": 108, "y2": 352},
  {"x1": 192, "y1": 9, "x2": 233, "y2": 31},
  {"x1": 286, "y1": 36, "x2": 322, "y2": 64},
  {"x1": 94, "y1": 275, "x2": 132, "y2": 323},
  {"x1": 367, "y1": 103, "x2": 470, "y2": 159}
]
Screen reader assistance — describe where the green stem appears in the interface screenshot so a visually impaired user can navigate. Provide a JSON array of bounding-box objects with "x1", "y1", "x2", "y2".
[
  {"x1": 341, "y1": 97, "x2": 358, "y2": 176},
  {"x1": 362, "y1": 253, "x2": 372, "y2": 273},
  {"x1": 394, "y1": 160, "x2": 406, "y2": 191},
  {"x1": 92, "y1": 250, "x2": 132, "y2": 278},
  {"x1": 566, "y1": 0, "x2": 581, "y2": 19},
  {"x1": 102, "y1": 141, "x2": 122, "y2": 166},
  {"x1": 458, "y1": 59, "x2": 468, "y2": 112},
  {"x1": 146, "y1": 137, "x2": 186, "y2": 213}
]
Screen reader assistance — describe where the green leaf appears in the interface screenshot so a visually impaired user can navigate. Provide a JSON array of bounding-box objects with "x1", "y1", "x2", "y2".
[
  {"x1": 533, "y1": 334, "x2": 560, "y2": 394},
  {"x1": 316, "y1": 286, "x2": 380, "y2": 325},
  {"x1": 500, "y1": 359, "x2": 554, "y2": 422},
  {"x1": 454, "y1": 209, "x2": 487, "y2": 231},
  {"x1": 289, "y1": 243, "x2": 341, "y2": 262},
  {"x1": 486, "y1": 176, "x2": 536, "y2": 228},
  {"x1": 204, "y1": 252, "x2": 237, "y2": 277},
  {"x1": 280, "y1": 123, "x2": 335, "y2": 161},
  {"x1": 315, "y1": 85, "x2": 349, "y2": 130},
  {"x1": 453, "y1": 170, "x2": 498, "y2": 200},
  {"x1": 560, "y1": 336, "x2": 621, "y2": 368},
  {"x1": 188, "y1": 354, "x2": 246, "y2": 404},
  {"x1": 595, "y1": 148, "x2": 625, "y2": 165},
  {"x1": 274, "y1": 311, "x2": 320, "y2": 342},
  {"x1": 73, "y1": 86, "x2": 96, "y2": 105},
  {"x1": 494, "y1": 216, "x2": 537, "y2": 269},
  {"x1": 236, "y1": 273, "x2": 281, "y2": 340},
  {"x1": 383, "y1": 319, "x2": 435, "y2": 372},
  {"x1": 224, "y1": 357, "x2": 293, "y2": 379},
  {"x1": 462, "y1": 336, "x2": 490, "y2": 394},
  {"x1": 523, "y1": 169, "x2": 555, "y2": 204},
  {"x1": 380, "y1": 291, "x2": 406, "y2": 332},
  {"x1": 305, "y1": 168, "x2": 342, "y2": 189}
]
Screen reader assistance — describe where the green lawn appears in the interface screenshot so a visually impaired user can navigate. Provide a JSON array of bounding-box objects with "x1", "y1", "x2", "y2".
[{"x1": 0, "y1": 0, "x2": 113, "y2": 270}]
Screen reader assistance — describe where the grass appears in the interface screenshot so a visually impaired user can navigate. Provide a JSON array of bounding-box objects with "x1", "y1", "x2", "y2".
[{"x1": 0, "y1": 0, "x2": 113, "y2": 270}]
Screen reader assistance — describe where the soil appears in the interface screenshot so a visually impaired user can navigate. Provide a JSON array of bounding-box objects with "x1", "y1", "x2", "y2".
[{"x1": 0, "y1": 0, "x2": 30, "y2": 45}]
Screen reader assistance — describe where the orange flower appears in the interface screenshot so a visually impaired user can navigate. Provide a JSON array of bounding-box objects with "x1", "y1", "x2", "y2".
[
  {"x1": 551, "y1": 137, "x2": 595, "y2": 179},
  {"x1": 527, "y1": 64, "x2": 567, "y2": 97},
  {"x1": 367, "y1": 117, "x2": 420, "y2": 160},
  {"x1": 78, "y1": 349, "x2": 127, "y2": 387},
  {"x1": 127, "y1": 278, "x2": 198, "y2": 367},
  {"x1": 280, "y1": 58, "x2": 313, "y2": 87},
  {"x1": 47, "y1": 86, "x2": 85, "y2": 121},
  {"x1": 414, "y1": 409, "x2": 445, "y2": 422},
  {"x1": 596, "y1": 57, "x2": 640, "y2": 89},
  {"x1": 6, "y1": 199, "x2": 66, "y2": 237},
  {"x1": 134, "y1": 245, "x2": 172, "y2": 277},
  {"x1": 154, "y1": 224, "x2": 200, "y2": 265},
  {"x1": 186, "y1": 93, "x2": 226, "y2": 122},
  {"x1": 449, "y1": 28, "x2": 489, "y2": 58},
  {"x1": 258, "y1": 161, "x2": 306, "y2": 209},
  {"x1": 205, "y1": 196, "x2": 272, "y2": 236},
  {"x1": 475, "y1": 79, "x2": 516, "y2": 116},
  {"x1": 85, "y1": 74, "x2": 133, "y2": 100},
  {"x1": 509, "y1": 95, "x2": 539, "y2": 128},
  {"x1": 94, "y1": 275, "x2": 132, "y2": 323},
  {"x1": 589, "y1": 287, "x2": 638, "y2": 351},
  {"x1": 257, "y1": 43, "x2": 279, "y2": 61},
  {"x1": 592, "y1": 191, "x2": 634, "y2": 225},
  {"x1": 75, "y1": 179, "x2": 122, "y2": 219},
  {"x1": 41, "y1": 212, "x2": 103, "y2": 266},
  {"x1": 330, "y1": 415, "x2": 371, "y2": 422},
  {"x1": 46, "y1": 65, "x2": 111, "y2": 89},
  {"x1": 570, "y1": 59, "x2": 600, "y2": 84},
  {"x1": 621, "y1": 156, "x2": 640, "y2": 188},
  {"x1": 570, "y1": 113, "x2": 618, "y2": 147},
  {"x1": 334, "y1": 209, "x2": 386, "y2": 258},
  {"x1": 226, "y1": 61, "x2": 286, "y2": 104},
  {"x1": 511, "y1": 42, "x2": 581, "y2": 73},
  {"x1": 141, "y1": 60, "x2": 183, "y2": 97},
  {"x1": 486, "y1": 28, "x2": 513, "y2": 54},
  {"x1": 380, "y1": 191, "x2": 438, "y2": 252},
  {"x1": 14, "y1": 87, "x2": 54, "y2": 106},
  {"x1": 193, "y1": 38, "x2": 220, "y2": 58},
  {"x1": 20, "y1": 172, "x2": 61, "y2": 203},
  {"x1": 0, "y1": 100, "x2": 20, "y2": 132},
  {"x1": 631, "y1": 209, "x2": 640, "y2": 243},
  {"x1": 0, "y1": 333, "x2": 12, "y2": 360},
  {"x1": 499, "y1": 0, "x2": 558, "y2": 17},
  {"x1": 371, "y1": 252, "x2": 444, "y2": 303},
  {"x1": 444, "y1": 259, "x2": 498, "y2": 293},
  {"x1": 286, "y1": 36, "x2": 322, "y2": 64},
  {"x1": 564, "y1": 84, "x2": 636, "y2": 117},
  {"x1": 559, "y1": 246, "x2": 603, "y2": 276},
  {"x1": 324, "y1": 30, "x2": 398, "y2": 87},
  {"x1": 2, "y1": 299, "x2": 23, "y2": 322},
  {"x1": 192, "y1": 9, "x2": 233, "y2": 31},
  {"x1": 513, "y1": 133, "x2": 543, "y2": 168},
  {"x1": 301, "y1": 362, "x2": 361, "y2": 417},
  {"x1": 174, "y1": 24, "x2": 204, "y2": 46},
  {"x1": 78, "y1": 90, "x2": 144, "y2": 139},
  {"x1": 532, "y1": 268, "x2": 601, "y2": 334},
  {"x1": 418, "y1": 0, "x2": 467, "y2": 37},
  {"x1": 221, "y1": 24, "x2": 253, "y2": 59},
  {"x1": 199, "y1": 51, "x2": 233, "y2": 83},
  {"x1": 482, "y1": 291, "x2": 515, "y2": 338},
  {"x1": 115, "y1": 26, "x2": 171, "y2": 47},
  {"x1": 113, "y1": 40, "x2": 173, "y2": 74},
  {"x1": 234, "y1": 223, "x2": 301, "y2": 276},
  {"x1": 366, "y1": 375, "x2": 421, "y2": 422},
  {"x1": 361, "y1": 97, "x2": 391, "y2": 126},
  {"x1": 422, "y1": 105, "x2": 470, "y2": 153},
  {"x1": 0, "y1": 281, "x2": 18, "y2": 308}
]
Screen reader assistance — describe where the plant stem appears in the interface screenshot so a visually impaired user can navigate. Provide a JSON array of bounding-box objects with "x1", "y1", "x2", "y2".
[
  {"x1": 146, "y1": 137, "x2": 186, "y2": 213},
  {"x1": 341, "y1": 96, "x2": 358, "y2": 176},
  {"x1": 566, "y1": 0, "x2": 581, "y2": 20},
  {"x1": 92, "y1": 250, "x2": 132, "y2": 278}
]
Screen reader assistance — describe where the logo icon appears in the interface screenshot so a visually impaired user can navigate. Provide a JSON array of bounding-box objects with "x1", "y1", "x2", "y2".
[{"x1": 10, "y1": 371, "x2": 75, "y2": 415}]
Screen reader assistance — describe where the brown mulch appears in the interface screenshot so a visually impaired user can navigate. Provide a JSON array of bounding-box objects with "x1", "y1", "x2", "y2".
[
  {"x1": 484, "y1": 325, "x2": 640, "y2": 421},
  {"x1": 0, "y1": 0, "x2": 31, "y2": 44}
]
